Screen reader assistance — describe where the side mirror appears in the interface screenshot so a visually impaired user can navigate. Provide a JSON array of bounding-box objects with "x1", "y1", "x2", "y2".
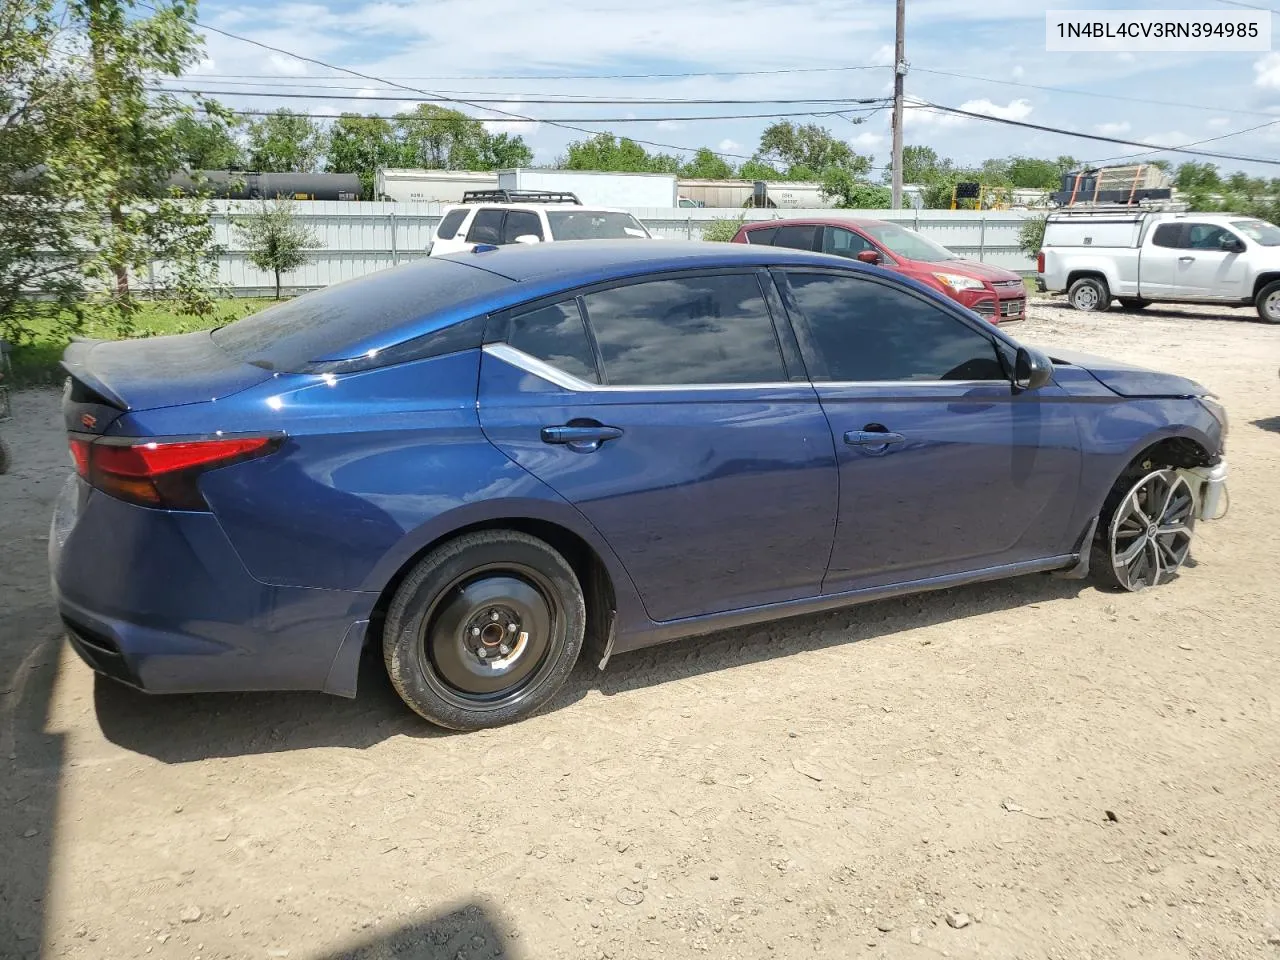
[
  {"x1": 1219, "y1": 235, "x2": 1244, "y2": 253},
  {"x1": 513, "y1": 234, "x2": 541, "y2": 245},
  {"x1": 1014, "y1": 346, "x2": 1054, "y2": 392},
  {"x1": 856, "y1": 250, "x2": 883, "y2": 265}
]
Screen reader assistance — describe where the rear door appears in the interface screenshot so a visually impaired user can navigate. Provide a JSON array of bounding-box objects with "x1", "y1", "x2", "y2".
[
  {"x1": 776, "y1": 268, "x2": 1083, "y2": 592},
  {"x1": 477, "y1": 270, "x2": 839, "y2": 623},
  {"x1": 1137, "y1": 222, "x2": 1182, "y2": 296}
]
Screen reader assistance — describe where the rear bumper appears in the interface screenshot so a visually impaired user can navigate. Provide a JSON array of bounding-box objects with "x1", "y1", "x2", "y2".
[{"x1": 49, "y1": 475, "x2": 375, "y2": 696}]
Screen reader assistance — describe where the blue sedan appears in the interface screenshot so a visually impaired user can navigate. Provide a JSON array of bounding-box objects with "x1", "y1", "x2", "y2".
[{"x1": 50, "y1": 240, "x2": 1229, "y2": 730}]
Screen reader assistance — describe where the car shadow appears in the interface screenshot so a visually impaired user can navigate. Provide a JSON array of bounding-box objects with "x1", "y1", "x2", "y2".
[
  {"x1": 309, "y1": 901, "x2": 523, "y2": 959},
  {"x1": 94, "y1": 572, "x2": 1090, "y2": 762},
  {"x1": 1251, "y1": 415, "x2": 1280, "y2": 435}
]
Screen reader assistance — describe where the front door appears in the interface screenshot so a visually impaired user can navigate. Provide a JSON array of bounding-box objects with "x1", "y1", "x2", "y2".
[
  {"x1": 477, "y1": 271, "x2": 839, "y2": 623},
  {"x1": 775, "y1": 269, "x2": 1083, "y2": 593},
  {"x1": 1173, "y1": 222, "x2": 1251, "y2": 299}
]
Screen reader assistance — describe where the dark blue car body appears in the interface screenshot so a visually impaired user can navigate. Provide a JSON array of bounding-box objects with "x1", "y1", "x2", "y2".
[{"x1": 50, "y1": 241, "x2": 1227, "y2": 712}]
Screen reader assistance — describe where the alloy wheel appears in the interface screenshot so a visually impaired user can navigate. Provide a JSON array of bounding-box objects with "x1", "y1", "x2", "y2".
[{"x1": 1108, "y1": 469, "x2": 1196, "y2": 591}]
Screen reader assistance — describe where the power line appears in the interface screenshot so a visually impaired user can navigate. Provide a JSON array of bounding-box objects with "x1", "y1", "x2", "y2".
[
  {"x1": 1087, "y1": 118, "x2": 1280, "y2": 166},
  {"x1": 151, "y1": 86, "x2": 892, "y2": 107},
  {"x1": 134, "y1": 1, "x2": 771, "y2": 162},
  {"x1": 204, "y1": 105, "x2": 885, "y2": 123},
  {"x1": 179, "y1": 65, "x2": 895, "y2": 82},
  {"x1": 912, "y1": 102, "x2": 1280, "y2": 166}
]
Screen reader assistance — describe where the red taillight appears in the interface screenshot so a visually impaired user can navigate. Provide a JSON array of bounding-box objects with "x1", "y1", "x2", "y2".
[
  {"x1": 1036, "y1": 252, "x2": 1045, "y2": 274},
  {"x1": 68, "y1": 435, "x2": 280, "y2": 510}
]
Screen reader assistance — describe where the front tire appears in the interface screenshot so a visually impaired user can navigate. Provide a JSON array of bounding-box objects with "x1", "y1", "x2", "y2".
[
  {"x1": 1092, "y1": 467, "x2": 1197, "y2": 592},
  {"x1": 1256, "y1": 280, "x2": 1280, "y2": 324},
  {"x1": 1068, "y1": 276, "x2": 1111, "y2": 313},
  {"x1": 383, "y1": 530, "x2": 586, "y2": 730}
]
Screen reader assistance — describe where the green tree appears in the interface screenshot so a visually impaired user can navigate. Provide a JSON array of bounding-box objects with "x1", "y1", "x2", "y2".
[
  {"x1": 737, "y1": 159, "x2": 785, "y2": 181},
  {"x1": 233, "y1": 198, "x2": 318, "y2": 299},
  {"x1": 247, "y1": 109, "x2": 327, "y2": 172},
  {"x1": 884, "y1": 145, "x2": 954, "y2": 186},
  {"x1": 700, "y1": 214, "x2": 746, "y2": 242},
  {"x1": 679, "y1": 147, "x2": 735, "y2": 180},
  {"x1": 1175, "y1": 162, "x2": 1221, "y2": 191},
  {"x1": 327, "y1": 114, "x2": 402, "y2": 198},
  {"x1": 171, "y1": 112, "x2": 243, "y2": 169},
  {"x1": 755, "y1": 121, "x2": 871, "y2": 179},
  {"x1": 820, "y1": 168, "x2": 891, "y2": 208},
  {"x1": 395, "y1": 105, "x2": 533, "y2": 171},
  {"x1": 560, "y1": 133, "x2": 680, "y2": 173},
  {"x1": 1018, "y1": 215, "x2": 1047, "y2": 260},
  {"x1": 1005, "y1": 155, "x2": 1075, "y2": 190}
]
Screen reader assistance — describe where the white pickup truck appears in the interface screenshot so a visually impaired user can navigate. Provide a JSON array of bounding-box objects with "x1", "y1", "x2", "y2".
[{"x1": 1037, "y1": 209, "x2": 1280, "y2": 323}]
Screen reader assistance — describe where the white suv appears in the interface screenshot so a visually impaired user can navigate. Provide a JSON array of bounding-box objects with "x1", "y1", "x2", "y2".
[{"x1": 427, "y1": 192, "x2": 654, "y2": 257}]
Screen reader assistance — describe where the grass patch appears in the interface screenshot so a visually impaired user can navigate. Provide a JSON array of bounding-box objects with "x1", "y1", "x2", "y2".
[{"x1": 5, "y1": 298, "x2": 277, "y2": 386}]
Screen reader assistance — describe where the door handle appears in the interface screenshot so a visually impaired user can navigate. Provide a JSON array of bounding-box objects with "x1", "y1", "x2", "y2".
[
  {"x1": 844, "y1": 429, "x2": 906, "y2": 446},
  {"x1": 541, "y1": 423, "x2": 623, "y2": 452},
  {"x1": 1178, "y1": 256, "x2": 1195, "y2": 262}
]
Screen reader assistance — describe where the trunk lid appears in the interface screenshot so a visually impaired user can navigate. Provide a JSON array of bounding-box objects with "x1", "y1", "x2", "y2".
[{"x1": 61, "y1": 332, "x2": 274, "y2": 434}]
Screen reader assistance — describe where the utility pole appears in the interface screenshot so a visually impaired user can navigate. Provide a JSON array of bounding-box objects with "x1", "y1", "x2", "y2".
[{"x1": 890, "y1": 0, "x2": 906, "y2": 209}]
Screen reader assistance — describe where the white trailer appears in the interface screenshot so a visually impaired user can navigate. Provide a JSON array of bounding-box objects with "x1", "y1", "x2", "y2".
[
  {"x1": 497, "y1": 169, "x2": 678, "y2": 208},
  {"x1": 675, "y1": 179, "x2": 839, "y2": 209},
  {"x1": 375, "y1": 169, "x2": 498, "y2": 203}
]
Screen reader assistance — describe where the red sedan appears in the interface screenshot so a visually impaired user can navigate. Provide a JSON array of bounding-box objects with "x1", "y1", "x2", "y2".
[{"x1": 731, "y1": 217, "x2": 1026, "y2": 323}]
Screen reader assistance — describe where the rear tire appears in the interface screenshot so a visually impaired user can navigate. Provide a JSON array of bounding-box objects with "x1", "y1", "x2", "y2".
[
  {"x1": 1068, "y1": 276, "x2": 1110, "y2": 313},
  {"x1": 1256, "y1": 280, "x2": 1280, "y2": 324},
  {"x1": 383, "y1": 530, "x2": 586, "y2": 731},
  {"x1": 1118, "y1": 298, "x2": 1151, "y2": 311},
  {"x1": 0, "y1": 438, "x2": 8, "y2": 475}
]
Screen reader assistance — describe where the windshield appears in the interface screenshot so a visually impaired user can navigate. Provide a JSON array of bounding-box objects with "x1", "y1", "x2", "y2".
[
  {"x1": 546, "y1": 211, "x2": 651, "y2": 241},
  {"x1": 859, "y1": 222, "x2": 957, "y2": 262},
  {"x1": 1231, "y1": 219, "x2": 1280, "y2": 246}
]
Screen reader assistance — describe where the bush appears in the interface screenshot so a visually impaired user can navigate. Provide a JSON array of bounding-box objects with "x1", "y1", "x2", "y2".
[
  {"x1": 1018, "y1": 215, "x2": 1046, "y2": 261},
  {"x1": 700, "y1": 215, "x2": 747, "y2": 242}
]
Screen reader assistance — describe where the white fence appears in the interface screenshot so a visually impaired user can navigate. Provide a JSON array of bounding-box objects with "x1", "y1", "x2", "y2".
[{"x1": 207, "y1": 201, "x2": 1040, "y2": 298}]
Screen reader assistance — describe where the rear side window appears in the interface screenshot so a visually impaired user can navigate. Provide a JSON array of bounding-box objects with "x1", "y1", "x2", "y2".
[
  {"x1": 502, "y1": 210, "x2": 544, "y2": 244},
  {"x1": 582, "y1": 274, "x2": 785, "y2": 385},
  {"x1": 466, "y1": 209, "x2": 504, "y2": 244},
  {"x1": 436, "y1": 208, "x2": 467, "y2": 240},
  {"x1": 210, "y1": 259, "x2": 508, "y2": 371},
  {"x1": 745, "y1": 226, "x2": 778, "y2": 245},
  {"x1": 508, "y1": 301, "x2": 600, "y2": 383},
  {"x1": 773, "y1": 225, "x2": 818, "y2": 251},
  {"x1": 1151, "y1": 223, "x2": 1183, "y2": 248},
  {"x1": 784, "y1": 272, "x2": 1004, "y2": 382}
]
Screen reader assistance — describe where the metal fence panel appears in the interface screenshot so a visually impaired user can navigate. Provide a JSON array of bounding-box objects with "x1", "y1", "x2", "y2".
[{"x1": 203, "y1": 201, "x2": 1038, "y2": 297}]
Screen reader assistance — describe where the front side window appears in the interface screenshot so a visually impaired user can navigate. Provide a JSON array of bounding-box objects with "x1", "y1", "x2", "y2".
[
  {"x1": 508, "y1": 300, "x2": 599, "y2": 383},
  {"x1": 466, "y1": 209, "x2": 504, "y2": 244},
  {"x1": 784, "y1": 272, "x2": 1005, "y2": 382},
  {"x1": 582, "y1": 274, "x2": 785, "y2": 385},
  {"x1": 1184, "y1": 223, "x2": 1232, "y2": 250},
  {"x1": 546, "y1": 211, "x2": 650, "y2": 240},
  {"x1": 821, "y1": 227, "x2": 878, "y2": 258},
  {"x1": 858, "y1": 223, "x2": 955, "y2": 262},
  {"x1": 502, "y1": 210, "x2": 543, "y2": 244},
  {"x1": 436, "y1": 208, "x2": 468, "y2": 240}
]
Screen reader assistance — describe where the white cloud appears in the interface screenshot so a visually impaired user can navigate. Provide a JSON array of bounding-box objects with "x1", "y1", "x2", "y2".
[
  {"x1": 267, "y1": 52, "x2": 310, "y2": 76},
  {"x1": 852, "y1": 130, "x2": 884, "y2": 147},
  {"x1": 960, "y1": 98, "x2": 1033, "y2": 121},
  {"x1": 1140, "y1": 131, "x2": 1193, "y2": 147},
  {"x1": 1096, "y1": 121, "x2": 1130, "y2": 135},
  {"x1": 718, "y1": 139, "x2": 743, "y2": 153},
  {"x1": 1011, "y1": 65, "x2": 1024, "y2": 79},
  {"x1": 872, "y1": 44, "x2": 895, "y2": 65},
  {"x1": 1208, "y1": 117, "x2": 1232, "y2": 129},
  {"x1": 905, "y1": 95, "x2": 1032, "y2": 128},
  {"x1": 481, "y1": 102, "x2": 539, "y2": 136},
  {"x1": 1256, "y1": 53, "x2": 1280, "y2": 89},
  {"x1": 656, "y1": 120, "x2": 685, "y2": 131}
]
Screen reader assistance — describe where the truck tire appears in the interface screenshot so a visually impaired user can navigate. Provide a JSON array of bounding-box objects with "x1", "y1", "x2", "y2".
[
  {"x1": 1068, "y1": 277, "x2": 1110, "y2": 313},
  {"x1": 1256, "y1": 280, "x2": 1280, "y2": 324},
  {"x1": 1118, "y1": 298, "x2": 1150, "y2": 311}
]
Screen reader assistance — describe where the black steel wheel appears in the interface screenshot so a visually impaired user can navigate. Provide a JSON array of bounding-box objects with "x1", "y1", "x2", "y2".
[
  {"x1": 1068, "y1": 276, "x2": 1110, "y2": 313},
  {"x1": 1093, "y1": 468, "x2": 1196, "y2": 592},
  {"x1": 383, "y1": 530, "x2": 586, "y2": 730}
]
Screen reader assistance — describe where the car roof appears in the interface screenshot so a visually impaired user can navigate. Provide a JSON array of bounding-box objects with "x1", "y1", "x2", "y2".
[
  {"x1": 441, "y1": 203, "x2": 633, "y2": 215},
  {"x1": 740, "y1": 216, "x2": 892, "y2": 231}
]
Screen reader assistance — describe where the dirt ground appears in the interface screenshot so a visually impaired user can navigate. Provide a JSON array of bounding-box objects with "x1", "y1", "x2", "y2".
[{"x1": 2, "y1": 296, "x2": 1279, "y2": 960}]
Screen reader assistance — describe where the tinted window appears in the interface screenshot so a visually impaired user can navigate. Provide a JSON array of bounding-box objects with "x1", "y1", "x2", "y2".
[
  {"x1": 1151, "y1": 223, "x2": 1182, "y2": 248},
  {"x1": 466, "y1": 209, "x2": 504, "y2": 244},
  {"x1": 546, "y1": 211, "x2": 650, "y2": 240},
  {"x1": 502, "y1": 210, "x2": 543, "y2": 243},
  {"x1": 508, "y1": 301, "x2": 599, "y2": 383},
  {"x1": 773, "y1": 225, "x2": 818, "y2": 251},
  {"x1": 436, "y1": 208, "x2": 467, "y2": 240},
  {"x1": 745, "y1": 226, "x2": 778, "y2": 245},
  {"x1": 785, "y1": 273, "x2": 1004, "y2": 382},
  {"x1": 1185, "y1": 223, "x2": 1231, "y2": 250},
  {"x1": 821, "y1": 227, "x2": 877, "y2": 258},
  {"x1": 583, "y1": 274, "x2": 785, "y2": 385},
  {"x1": 211, "y1": 259, "x2": 508, "y2": 371}
]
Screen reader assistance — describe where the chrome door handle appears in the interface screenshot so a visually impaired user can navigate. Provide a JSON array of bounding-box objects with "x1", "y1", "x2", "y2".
[
  {"x1": 844, "y1": 430, "x2": 905, "y2": 446},
  {"x1": 1178, "y1": 256, "x2": 1195, "y2": 262},
  {"x1": 541, "y1": 423, "x2": 623, "y2": 453}
]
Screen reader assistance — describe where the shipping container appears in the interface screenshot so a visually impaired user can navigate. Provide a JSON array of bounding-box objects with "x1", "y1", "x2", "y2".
[{"x1": 497, "y1": 169, "x2": 679, "y2": 207}]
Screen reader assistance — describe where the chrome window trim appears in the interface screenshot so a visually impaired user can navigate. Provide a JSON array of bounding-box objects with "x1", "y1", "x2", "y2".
[{"x1": 483, "y1": 343, "x2": 800, "y2": 392}]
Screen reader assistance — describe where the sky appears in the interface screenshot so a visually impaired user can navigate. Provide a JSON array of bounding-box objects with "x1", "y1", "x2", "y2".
[{"x1": 184, "y1": 0, "x2": 1280, "y2": 179}]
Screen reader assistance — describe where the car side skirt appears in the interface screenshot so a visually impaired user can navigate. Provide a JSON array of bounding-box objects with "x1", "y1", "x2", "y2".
[{"x1": 611, "y1": 553, "x2": 1078, "y2": 655}]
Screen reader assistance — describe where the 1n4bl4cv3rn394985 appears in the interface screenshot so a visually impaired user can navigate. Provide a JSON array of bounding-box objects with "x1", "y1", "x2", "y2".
[{"x1": 50, "y1": 240, "x2": 1229, "y2": 731}]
